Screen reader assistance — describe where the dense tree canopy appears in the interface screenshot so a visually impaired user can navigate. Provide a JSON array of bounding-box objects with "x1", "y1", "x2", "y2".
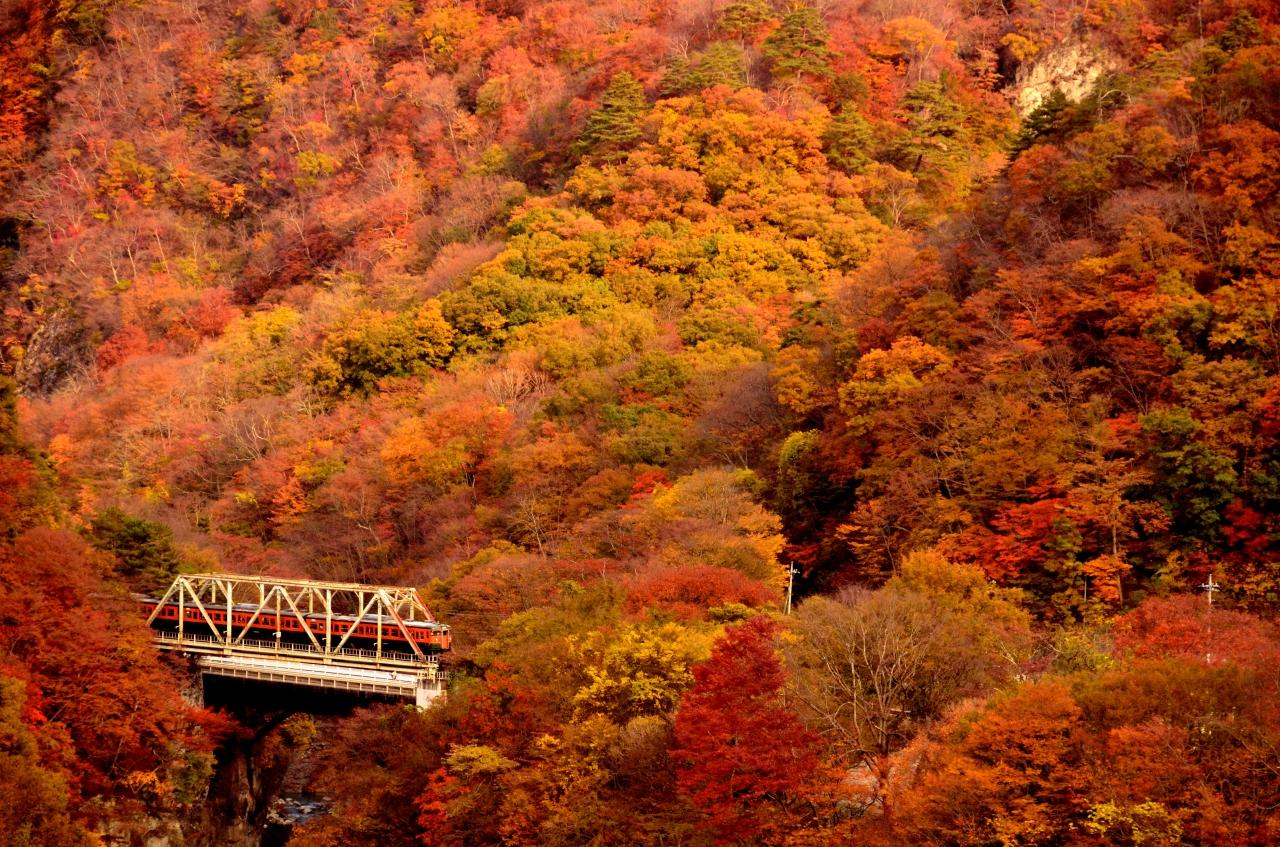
[{"x1": 2, "y1": 0, "x2": 1280, "y2": 841}]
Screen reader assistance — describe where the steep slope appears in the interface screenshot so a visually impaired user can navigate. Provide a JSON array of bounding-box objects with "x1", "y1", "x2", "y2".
[{"x1": 2, "y1": 0, "x2": 1280, "y2": 842}]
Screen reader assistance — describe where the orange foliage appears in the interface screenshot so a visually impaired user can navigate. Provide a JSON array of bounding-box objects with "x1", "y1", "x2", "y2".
[{"x1": 624, "y1": 563, "x2": 776, "y2": 619}]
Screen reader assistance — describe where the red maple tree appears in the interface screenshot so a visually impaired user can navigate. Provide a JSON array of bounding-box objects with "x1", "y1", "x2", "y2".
[{"x1": 672, "y1": 616, "x2": 822, "y2": 845}]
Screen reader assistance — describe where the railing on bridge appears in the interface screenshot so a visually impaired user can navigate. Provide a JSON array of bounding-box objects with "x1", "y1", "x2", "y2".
[{"x1": 146, "y1": 573, "x2": 449, "y2": 707}]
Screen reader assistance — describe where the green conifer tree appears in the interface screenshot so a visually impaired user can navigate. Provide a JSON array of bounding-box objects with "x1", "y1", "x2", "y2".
[
  {"x1": 87, "y1": 508, "x2": 184, "y2": 593},
  {"x1": 717, "y1": 0, "x2": 773, "y2": 41},
  {"x1": 1011, "y1": 88, "x2": 1072, "y2": 154},
  {"x1": 762, "y1": 6, "x2": 834, "y2": 81},
  {"x1": 577, "y1": 72, "x2": 647, "y2": 159},
  {"x1": 890, "y1": 79, "x2": 970, "y2": 173},
  {"x1": 660, "y1": 43, "x2": 749, "y2": 97},
  {"x1": 824, "y1": 107, "x2": 875, "y2": 173}
]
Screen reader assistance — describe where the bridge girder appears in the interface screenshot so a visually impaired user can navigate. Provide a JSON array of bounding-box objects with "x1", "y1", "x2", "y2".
[{"x1": 146, "y1": 573, "x2": 440, "y2": 662}]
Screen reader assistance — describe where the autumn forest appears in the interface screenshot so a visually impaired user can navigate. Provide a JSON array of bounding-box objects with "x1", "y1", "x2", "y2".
[{"x1": 2, "y1": 0, "x2": 1280, "y2": 842}]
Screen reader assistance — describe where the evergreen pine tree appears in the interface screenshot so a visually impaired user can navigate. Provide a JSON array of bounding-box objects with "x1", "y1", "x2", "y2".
[
  {"x1": 716, "y1": 0, "x2": 773, "y2": 41},
  {"x1": 762, "y1": 6, "x2": 834, "y2": 81},
  {"x1": 823, "y1": 107, "x2": 875, "y2": 174},
  {"x1": 660, "y1": 42, "x2": 748, "y2": 97},
  {"x1": 577, "y1": 72, "x2": 647, "y2": 159},
  {"x1": 88, "y1": 508, "x2": 184, "y2": 593},
  {"x1": 890, "y1": 79, "x2": 970, "y2": 173}
]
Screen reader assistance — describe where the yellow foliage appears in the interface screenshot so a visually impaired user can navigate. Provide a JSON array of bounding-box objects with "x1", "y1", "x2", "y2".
[
  {"x1": 207, "y1": 306, "x2": 303, "y2": 399},
  {"x1": 884, "y1": 16, "x2": 953, "y2": 62},
  {"x1": 284, "y1": 52, "x2": 324, "y2": 84},
  {"x1": 1000, "y1": 31, "x2": 1042, "y2": 63},
  {"x1": 771, "y1": 346, "x2": 825, "y2": 417},
  {"x1": 644, "y1": 468, "x2": 788, "y2": 588},
  {"x1": 838, "y1": 336, "x2": 953, "y2": 432},
  {"x1": 572, "y1": 622, "x2": 711, "y2": 722},
  {"x1": 415, "y1": 4, "x2": 483, "y2": 68}
]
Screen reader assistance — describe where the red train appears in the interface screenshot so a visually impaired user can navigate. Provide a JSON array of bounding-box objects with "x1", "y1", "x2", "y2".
[{"x1": 139, "y1": 597, "x2": 451, "y2": 652}]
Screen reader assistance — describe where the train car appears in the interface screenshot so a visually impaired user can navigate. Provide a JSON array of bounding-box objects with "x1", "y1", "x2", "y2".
[{"x1": 139, "y1": 597, "x2": 451, "y2": 652}]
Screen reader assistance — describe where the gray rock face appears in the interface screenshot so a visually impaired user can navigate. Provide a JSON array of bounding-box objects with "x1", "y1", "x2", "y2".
[{"x1": 1014, "y1": 37, "x2": 1120, "y2": 115}]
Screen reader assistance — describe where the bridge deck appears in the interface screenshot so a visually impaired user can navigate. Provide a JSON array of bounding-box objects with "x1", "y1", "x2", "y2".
[
  {"x1": 198, "y1": 655, "x2": 445, "y2": 706},
  {"x1": 153, "y1": 631, "x2": 446, "y2": 707}
]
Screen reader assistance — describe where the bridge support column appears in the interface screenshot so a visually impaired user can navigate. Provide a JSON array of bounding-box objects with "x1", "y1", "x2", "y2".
[{"x1": 415, "y1": 676, "x2": 444, "y2": 710}]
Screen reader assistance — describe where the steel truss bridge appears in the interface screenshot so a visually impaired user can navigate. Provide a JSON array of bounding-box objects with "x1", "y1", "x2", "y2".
[{"x1": 146, "y1": 573, "x2": 447, "y2": 708}]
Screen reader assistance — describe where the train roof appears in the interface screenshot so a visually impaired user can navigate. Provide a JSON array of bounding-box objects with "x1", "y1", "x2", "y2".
[{"x1": 316, "y1": 613, "x2": 449, "y2": 630}]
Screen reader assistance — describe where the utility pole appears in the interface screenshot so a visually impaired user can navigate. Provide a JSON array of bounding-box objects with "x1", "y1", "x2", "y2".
[
  {"x1": 785, "y1": 563, "x2": 799, "y2": 615},
  {"x1": 1199, "y1": 573, "x2": 1220, "y2": 607},
  {"x1": 1200, "y1": 573, "x2": 1220, "y2": 664}
]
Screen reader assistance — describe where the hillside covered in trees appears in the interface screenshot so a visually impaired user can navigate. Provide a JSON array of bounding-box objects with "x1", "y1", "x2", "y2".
[{"x1": 2, "y1": 0, "x2": 1280, "y2": 842}]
